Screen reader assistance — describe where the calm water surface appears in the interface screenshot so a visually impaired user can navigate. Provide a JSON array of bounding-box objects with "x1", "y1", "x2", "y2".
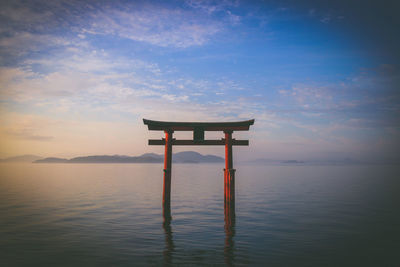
[{"x1": 0, "y1": 163, "x2": 399, "y2": 266}]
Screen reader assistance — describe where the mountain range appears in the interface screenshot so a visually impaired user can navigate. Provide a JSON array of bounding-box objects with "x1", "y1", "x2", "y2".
[
  {"x1": 33, "y1": 151, "x2": 224, "y2": 164},
  {"x1": 2, "y1": 153, "x2": 394, "y2": 165}
]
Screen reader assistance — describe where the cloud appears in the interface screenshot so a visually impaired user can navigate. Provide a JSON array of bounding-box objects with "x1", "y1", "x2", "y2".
[
  {"x1": 185, "y1": 0, "x2": 241, "y2": 24},
  {"x1": 0, "y1": 32, "x2": 73, "y2": 62},
  {"x1": 0, "y1": 51, "x2": 236, "y2": 124},
  {"x1": 289, "y1": 85, "x2": 332, "y2": 103},
  {"x1": 277, "y1": 70, "x2": 399, "y2": 114},
  {"x1": 0, "y1": 0, "x2": 233, "y2": 51},
  {"x1": 185, "y1": 0, "x2": 234, "y2": 13},
  {"x1": 320, "y1": 15, "x2": 331, "y2": 23},
  {"x1": 0, "y1": 1, "x2": 56, "y2": 30},
  {"x1": 7, "y1": 130, "x2": 54, "y2": 141},
  {"x1": 82, "y1": 6, "x2": 223, "y2": 48},
  {"x1": 0, "y1": 112, "x2": 57, "y2": 142}
]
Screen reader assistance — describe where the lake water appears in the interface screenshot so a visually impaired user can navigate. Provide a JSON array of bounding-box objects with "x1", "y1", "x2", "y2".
[{"x1": 0, "y1": 163, "x2": 399, "y2": 266}]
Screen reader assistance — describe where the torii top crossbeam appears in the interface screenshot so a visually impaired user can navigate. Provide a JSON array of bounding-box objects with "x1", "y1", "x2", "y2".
[{"x1": 143, "y1": 119, "x2": 254, "y2": 131}]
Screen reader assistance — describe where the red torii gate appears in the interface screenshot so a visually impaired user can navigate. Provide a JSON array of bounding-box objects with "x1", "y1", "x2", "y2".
[{"x1": 143, "y1": 118, "x2": 254, "y2": 220}]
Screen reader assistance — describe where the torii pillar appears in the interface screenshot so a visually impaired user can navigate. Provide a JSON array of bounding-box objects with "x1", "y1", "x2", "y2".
[
  {"x1": 224, "y1": 130, "x2": 235, "y2": 215},
  {"x1": 163, "y1": 130, "x2": 173, "y2": 221}
]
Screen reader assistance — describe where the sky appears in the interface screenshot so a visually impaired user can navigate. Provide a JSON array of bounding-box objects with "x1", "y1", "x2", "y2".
[{"x1": 0, "y1": 0, "x2": 399, "y2": 162}]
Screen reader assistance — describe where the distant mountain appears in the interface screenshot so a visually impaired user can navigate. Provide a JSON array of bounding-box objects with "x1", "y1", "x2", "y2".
[
  {"x1": 281, "y1": 160, "x2": 305, "y2": 164},
  {"x1": 34, "y1": 151, "x2": 223, "y2": 163},
  {"x1": 69, "y1": 155, "x2": 161, "y2": 163},
  {"x1": 249, "y1": 158, "x2": 281, "y2": 164},
  {"x1": 306, "y1": 158, "x2": 362, "y2": 165},
  {"x1": 0, "y1": 154, "x2": 43, "y2": 163},
  {"x1": 173, "y1": 151, "x2": 224, "y2": 163},
  {"x1": 34, "y1": 157, "x2": 69, "y2": 163},
  {"x1": 140, "y1": 153, "x2": 163, "y2": 160}
]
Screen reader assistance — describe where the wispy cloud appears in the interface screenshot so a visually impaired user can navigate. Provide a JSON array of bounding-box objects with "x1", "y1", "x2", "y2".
[
  {"x1": 185, "y1": 0, "x2": 238, "y2": 13},
  {"x1": 25, "y1": 1, "x2": 226, "y2": 48},
  {"x1": 6, "y1": 130, "x2": 54, "y2": 141},
  {"x1": 0, "y1": 112, "x2": 56, "y2": 142},
  {"x1": 82, "y1": 6, "x2": 223, "y2": 48},
  {"x1": 0, "y1": 0, "x2": 234, "y2": 50}
]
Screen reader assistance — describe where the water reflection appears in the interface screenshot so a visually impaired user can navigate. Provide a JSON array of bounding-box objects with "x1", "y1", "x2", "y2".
[
  {"x1": 162, "y1": 205, "x2": 174, "y2": 266},
  {"x1": 161, "y1": 198, "x2": 236, "y2": 266},
  {"x1": 224, "y1": 199, "x2": 236, "y2": 266}
]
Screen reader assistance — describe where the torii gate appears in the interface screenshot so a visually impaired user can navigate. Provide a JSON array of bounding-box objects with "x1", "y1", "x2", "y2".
[{"x1": 143, "y1": 118, "x2": 255, "y2": 220}]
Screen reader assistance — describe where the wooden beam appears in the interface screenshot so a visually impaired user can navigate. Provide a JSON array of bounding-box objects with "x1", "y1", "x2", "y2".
[
  {"x1": 148, "y1": 139, "x2": 249, "y2": 146},
  {"x1": 143, "y1": 118, "x2": 254, "y2": 131}
]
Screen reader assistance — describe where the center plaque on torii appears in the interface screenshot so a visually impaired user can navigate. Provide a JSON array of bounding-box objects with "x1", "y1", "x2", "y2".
[{"x1": 143, "y1": 118, "x2": 255, "y2": 218}]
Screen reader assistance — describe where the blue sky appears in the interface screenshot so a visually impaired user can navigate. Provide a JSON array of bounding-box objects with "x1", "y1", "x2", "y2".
[{"x1": 0, "y1": 0, "x2": 399, "y2": 161}]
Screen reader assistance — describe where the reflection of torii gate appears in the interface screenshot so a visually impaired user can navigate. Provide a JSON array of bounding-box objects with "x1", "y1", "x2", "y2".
[{"x1": 143, "y1": 118, "x2": 255, "y2": 220}]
